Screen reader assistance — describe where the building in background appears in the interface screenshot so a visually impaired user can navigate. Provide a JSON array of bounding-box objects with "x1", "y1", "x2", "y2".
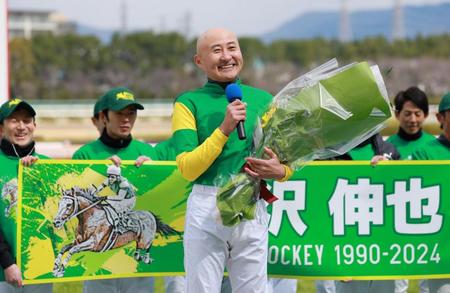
[{"x1": 8, "y1": 9, "x2": 75, "y2": 39}]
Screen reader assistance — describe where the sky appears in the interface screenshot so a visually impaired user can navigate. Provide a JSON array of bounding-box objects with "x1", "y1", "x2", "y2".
[{"x1": 7, "y1": 0, "x2": 449, "y2": 37}]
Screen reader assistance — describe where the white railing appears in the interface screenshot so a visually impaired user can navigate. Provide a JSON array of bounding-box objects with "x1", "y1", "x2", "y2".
[{"x1": 33, "y1": 100, "x2": 174, "y2": 119}]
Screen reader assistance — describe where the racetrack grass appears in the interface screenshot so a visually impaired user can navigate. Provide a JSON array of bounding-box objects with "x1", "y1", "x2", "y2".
[
  {"x1": 53, "y1": 278, "x2": 421, "y2": 292},
  {"x1": 298, "y1": 279, "x2": 420, "y2": 292}
]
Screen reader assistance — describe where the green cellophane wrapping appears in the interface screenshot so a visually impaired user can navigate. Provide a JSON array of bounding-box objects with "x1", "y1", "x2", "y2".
[
  {"x1": 217, "y1": 61, "x2": 392, "y2": 226},
  {"x1": 260, "y1": 62, "x2": 392, "y2": 166},
  {"x1": 216, "y1": 173, "x2": 259, "y2": 227}
]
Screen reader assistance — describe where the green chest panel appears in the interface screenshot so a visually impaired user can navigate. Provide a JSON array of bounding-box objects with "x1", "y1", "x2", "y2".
[{"x1": 177, "y1": 82, "x2": 273, "y2": 185}]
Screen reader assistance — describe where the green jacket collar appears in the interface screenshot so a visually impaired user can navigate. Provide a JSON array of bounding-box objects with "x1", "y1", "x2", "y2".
[{"x1": 204, "y1": 79, "x2": 242, "y2": 93}]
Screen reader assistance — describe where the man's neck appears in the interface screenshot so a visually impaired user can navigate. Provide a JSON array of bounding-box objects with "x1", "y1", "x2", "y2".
[
  {"x1": 207, "y1": 78, "x2": 238, "y2": 89},
  {"x1": 398, "y1": 127, "x2": 422, "y2": 141},
  {"x1": 0, "y1": 138, "x2": 36, "y2": 158},
  {"x1": 100, "y1": 129, "x2": 132, "y2": 149}
]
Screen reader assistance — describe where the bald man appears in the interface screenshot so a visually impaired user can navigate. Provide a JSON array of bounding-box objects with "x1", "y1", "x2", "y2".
[{"x1": 171, "y1": 28, "x2": 292, "y2": 293}]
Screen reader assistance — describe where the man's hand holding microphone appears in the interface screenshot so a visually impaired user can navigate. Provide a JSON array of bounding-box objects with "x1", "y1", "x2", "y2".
[{"x1": 220, "y1": 83, "x2": 246, "y2": 139}]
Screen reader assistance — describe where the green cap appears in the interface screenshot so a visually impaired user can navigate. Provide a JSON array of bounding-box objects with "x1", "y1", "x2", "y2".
[
  {"x1": 99, "y1": 87, "x2": 144, "y2": 112},
  {"x1": 439, "y1": 92, "x2": 450, "y2": 113},
  {"x1": 0, "y1": 98, "x2": 36, "y2": 123}
]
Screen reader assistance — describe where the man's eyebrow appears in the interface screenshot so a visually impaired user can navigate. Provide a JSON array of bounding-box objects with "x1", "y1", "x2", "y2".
[{"x1": 210, "y1": 41, "x2": 237, "y2": 50}]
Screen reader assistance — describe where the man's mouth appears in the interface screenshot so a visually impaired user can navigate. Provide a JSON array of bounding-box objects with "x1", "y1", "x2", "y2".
[
  {"x1": 219, "y1": 64, "x2": 235, "y2": 71},
  {"x1": 14, "y1": 133, "x2": 28, "y2": 139}
]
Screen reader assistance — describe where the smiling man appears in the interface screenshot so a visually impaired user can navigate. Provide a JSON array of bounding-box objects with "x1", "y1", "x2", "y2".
[
  {"x1": 387, "y1": 87, "x2": 434, "y2": 293},
  {"x1": 387, "y1": 87, "x2": 435, "y2": 160},
  {"x1": 0, "y1": 98, "x2": 52, "y2": 292},
  {"x1": 171, "y1": 28, "x2": 291, "y2": 293}
]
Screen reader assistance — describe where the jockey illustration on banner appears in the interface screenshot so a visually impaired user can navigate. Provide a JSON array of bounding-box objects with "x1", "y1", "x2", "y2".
[
  {"x1": 93, "y1": 165, "x2": 138, "y2": 234},
  {"x1": 53, "y1": 182, "x2": 181, "y2": 277}
]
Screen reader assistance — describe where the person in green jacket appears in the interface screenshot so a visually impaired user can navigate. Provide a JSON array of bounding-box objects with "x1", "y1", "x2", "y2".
[
  {"x1": 73, "y1": 87, "x2": 156, "y2": 293},
  {"x1": 171, "y1": 28, "x2": 291, "y2": 293},
  {"x1": 387, "y1": 87, "x2": 433, "y2": 293},
  {"x1": 0, "y1": 98, "x2": 52, "y2": 292},
  {"x1": 412, "y1": 92, "x2": 450, "y2": 160},
  {"x1": 387, "y1": 86, "x2": 435, "y2": 160},
  {"x1": 412, "y1": 92, "x2": 450, "y2": 293}
]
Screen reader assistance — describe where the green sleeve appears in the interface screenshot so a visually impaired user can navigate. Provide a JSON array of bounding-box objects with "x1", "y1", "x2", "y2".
[
  {"x1": 154, "y1": 138, "x2": 177, "y2": 161},
  {"x1": 72, "y1": 148, "x2": 86, "y2": 159},
  {"x1": 71, "y1": 143, "x2": 94, "y2": 160},
  {"x1": 173, "y1": 129, "x2": 198, "y2": 157}
]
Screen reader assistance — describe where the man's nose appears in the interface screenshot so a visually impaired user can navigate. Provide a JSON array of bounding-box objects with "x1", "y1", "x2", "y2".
[
  {"x1": 17, "y1": 120, "x2": 26, "y2": 129},
  {"x1": 220, "y1": 50, "x2": 232, "y2": 61}
]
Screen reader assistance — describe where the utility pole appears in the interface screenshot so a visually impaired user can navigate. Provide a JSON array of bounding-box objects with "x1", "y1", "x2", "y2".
[
  {"x1": 159, "y1": 15, "x2": 167, "y2": 33},
  {"x1": 181, "y1": 11, "x2": 192, "y2": 39},
  {"x1": 120, "y1": 0, "x2": 127, "y2": 36},
  {"x1": 339, "y1": 0, "x2": 352, "y2": 42},
  {"x1": 392, "y1": 0, "x2": 405, "y2": 40}
]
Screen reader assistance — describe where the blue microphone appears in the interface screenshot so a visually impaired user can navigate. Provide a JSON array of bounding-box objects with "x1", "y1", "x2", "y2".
[{"x1": 225, "y1": 83, "x2": 246, "y2": 140}]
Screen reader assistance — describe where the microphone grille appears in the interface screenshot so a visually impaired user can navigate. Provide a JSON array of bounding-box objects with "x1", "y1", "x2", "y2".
[{"x1": 225, "y1": 83, "x2": 242, "y2": 102}]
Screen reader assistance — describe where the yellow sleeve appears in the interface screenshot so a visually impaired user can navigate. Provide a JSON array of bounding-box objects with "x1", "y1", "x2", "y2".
[
  {"x1": 176, "y1": 128, "x2": 228, "y2": 181},
  {"x1": 172, "y1": 102, "x2": 229, "y2": 181}
]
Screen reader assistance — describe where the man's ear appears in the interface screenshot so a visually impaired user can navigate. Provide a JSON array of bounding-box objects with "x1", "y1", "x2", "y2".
[
  {"x1": 99, "y1": 112, "x2": 108, "y2": 124},
  {"x1": 436, "y1": 112, "x2": 444, "y2": 129},
  {"x1": 194, "y1": 54, "x2": 202, "y2": 67},
  {"x1": 436, "y1": 112, "x2": 443, "y2": 123}
]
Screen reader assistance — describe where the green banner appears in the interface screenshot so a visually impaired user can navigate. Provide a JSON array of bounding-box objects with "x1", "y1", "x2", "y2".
[
  {"x1": 17, "y1": 160, "x2": 450, "y2": 284},
  {"x1": 18, "y1": 160, "x2": 189, "y2": 284},
  {"x1": 267, "y1": 160, "x2": 450, "y2": 281}
]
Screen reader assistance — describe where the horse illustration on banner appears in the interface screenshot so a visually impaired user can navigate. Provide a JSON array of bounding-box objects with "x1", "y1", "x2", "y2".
[
  {"x1": 1, "y1": 178, "x2": 18, "y2": 217},
  {"x1": 52, "y1": 185, "x2": 180, "y2": 278}
]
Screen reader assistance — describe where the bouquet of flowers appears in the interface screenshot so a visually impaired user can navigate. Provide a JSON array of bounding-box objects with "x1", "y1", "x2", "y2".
[{"x1": 217, "y1": 59, "x2": 393, "y2": 226}]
